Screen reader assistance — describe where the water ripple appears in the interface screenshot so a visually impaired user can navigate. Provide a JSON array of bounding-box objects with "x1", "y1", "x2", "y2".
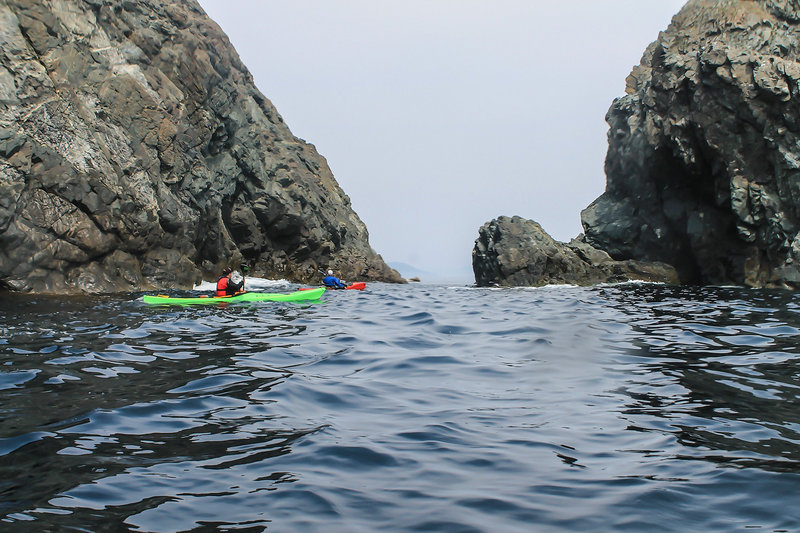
[{"x1": 3, "y1": 283, "x2": 800, "y2": 531}]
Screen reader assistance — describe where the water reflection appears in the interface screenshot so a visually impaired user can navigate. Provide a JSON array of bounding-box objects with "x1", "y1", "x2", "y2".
[
  {"x1": 0, "y1": 294, "x2": 323, "y2": 529},
  {"x1": 599, "y1": 284, "x2": 800, "y2": 473}
]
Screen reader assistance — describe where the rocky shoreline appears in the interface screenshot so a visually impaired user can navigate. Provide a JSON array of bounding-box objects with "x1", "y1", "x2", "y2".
[
  {"x1": 0, "y1": 0, "x2": 402, "y2": 294},
  {"x1": 475, "y1": 0, "x2": 800, "y2": 289},
  {"x1": 7, "y1": 0, "x2": 800, "y2": 293}
]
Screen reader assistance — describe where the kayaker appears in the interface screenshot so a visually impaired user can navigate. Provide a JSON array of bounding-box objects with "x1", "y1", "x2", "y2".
[
  {"x1": 323, "y1": 269, "x2": 347, "y2": 289},
  {"x1": 216, "y1": 267, "x2": 244, "y2": 296}
]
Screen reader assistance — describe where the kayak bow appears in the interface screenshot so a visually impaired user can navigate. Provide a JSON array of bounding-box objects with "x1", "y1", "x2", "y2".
[{"x1": 142, "y1": 287, "x2": 325, "y2": 305}]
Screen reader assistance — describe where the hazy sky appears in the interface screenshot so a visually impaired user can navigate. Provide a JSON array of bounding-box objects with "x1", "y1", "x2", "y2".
[{"x1": 197, "y1": 1, "x2": 686, "y2": 280}]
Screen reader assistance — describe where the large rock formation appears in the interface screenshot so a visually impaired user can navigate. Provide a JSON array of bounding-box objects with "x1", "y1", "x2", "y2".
[
  {"x1": 0, "y1": 0, "x2": 402, "y2": 293},
  {"x1": 473, "y1": 216, "x2": 678, "y2": 287},
  {"x1": 582, "y1": 0, "x2": 800, "y2": 289}
]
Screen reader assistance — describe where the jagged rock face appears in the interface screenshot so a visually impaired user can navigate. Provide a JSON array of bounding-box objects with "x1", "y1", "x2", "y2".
[
  {"x1": 0, "y1": 0, "x2": 402, "y2": 293},
  {"x1": 472, "y1": 216, "x2": 679, "y2": 287},
  {"x1": 581, "y1": 0, "x2": 800, "y2": 289}
]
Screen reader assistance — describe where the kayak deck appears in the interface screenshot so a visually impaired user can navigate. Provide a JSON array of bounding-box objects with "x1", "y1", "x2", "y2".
[{"x1": 142, "y1": 287, "x2": 325, "y2": 305}]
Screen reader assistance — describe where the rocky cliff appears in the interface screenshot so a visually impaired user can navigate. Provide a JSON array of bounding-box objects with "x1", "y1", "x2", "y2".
[
  {"x1": 582, "y1": 0, "x2": 800, "y2": 289},
  {"x1": 0, "y1": 0, "x2": 402, "y2": 293},
  {"x1": 473, "y1": 216, "x2": 679, "y2": 287}
]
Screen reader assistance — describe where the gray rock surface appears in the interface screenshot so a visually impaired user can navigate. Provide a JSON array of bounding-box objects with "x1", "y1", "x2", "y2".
[
  {"x1": 472, "y1": 216, "x2": 679, "y2": 287},
  {"x1": 0, "y1": 0, "x2": 402, "y2": 293},
  {"x1": 582, "y1": 0, "x2": 800, "y2": 289}
]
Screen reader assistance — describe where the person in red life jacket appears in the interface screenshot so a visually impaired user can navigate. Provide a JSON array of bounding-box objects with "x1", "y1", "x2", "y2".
[{"x1": 216, "y1": 267, "x2": 244, "y2": 297}]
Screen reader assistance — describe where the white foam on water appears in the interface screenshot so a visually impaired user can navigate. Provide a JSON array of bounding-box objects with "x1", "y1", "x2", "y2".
[{"x1": 193, "y1": 277, "x2": 292, "y2": 292}]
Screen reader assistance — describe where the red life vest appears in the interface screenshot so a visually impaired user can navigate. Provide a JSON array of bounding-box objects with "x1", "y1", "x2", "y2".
[{"x1": 216, "y1": 276, "x2": 230, "y2": 297}]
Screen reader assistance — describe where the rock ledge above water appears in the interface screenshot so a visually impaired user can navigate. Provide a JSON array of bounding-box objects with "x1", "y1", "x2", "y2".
[{"x1": 472, "y1": 216, "x2": 679, "y2": 287}]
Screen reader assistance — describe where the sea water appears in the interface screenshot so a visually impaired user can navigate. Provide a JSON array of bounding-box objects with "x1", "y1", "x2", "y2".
[{"x1": 2, "y1": 280, "x2": 800, "y2": 532}]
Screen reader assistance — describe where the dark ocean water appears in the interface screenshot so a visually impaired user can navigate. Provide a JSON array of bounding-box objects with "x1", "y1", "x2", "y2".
[{"x1": 2, "y1": 280, "x2": 800, "y2": 532}]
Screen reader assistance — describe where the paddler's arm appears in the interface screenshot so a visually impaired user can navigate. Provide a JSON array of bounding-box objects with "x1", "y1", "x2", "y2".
[{"x1": 229, "y1": 279, "x2": 244, "y2": 295}]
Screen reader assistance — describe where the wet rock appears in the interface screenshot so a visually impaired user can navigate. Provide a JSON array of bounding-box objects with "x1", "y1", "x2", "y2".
[
  {"x1": 582, "y1": 0, "x2": 800, "y2": 289},
  {"x1": 472, "y1": 216, "x2": 678, "y2": 287}
]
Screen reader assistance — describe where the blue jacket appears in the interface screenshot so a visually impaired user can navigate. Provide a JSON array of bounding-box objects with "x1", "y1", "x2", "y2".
[{"x1": 323, "y1": 275, "x2": 346, "y2": 289}]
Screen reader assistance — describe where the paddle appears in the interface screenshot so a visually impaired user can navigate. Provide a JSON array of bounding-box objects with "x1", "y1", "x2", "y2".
[{"x1": 240, "y1": 265, "x2": 249, "y2": 293}]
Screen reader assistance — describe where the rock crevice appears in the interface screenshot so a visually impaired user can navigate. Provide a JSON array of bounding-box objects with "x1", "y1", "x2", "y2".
[{"x1": 582, "y1": 0, "x2": 800, "y2": 289}]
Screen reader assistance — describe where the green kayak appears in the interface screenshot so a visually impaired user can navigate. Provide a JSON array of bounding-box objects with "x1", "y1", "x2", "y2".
[{"x1": 142, "y1": 287, "x2": 325, "y2": 305}]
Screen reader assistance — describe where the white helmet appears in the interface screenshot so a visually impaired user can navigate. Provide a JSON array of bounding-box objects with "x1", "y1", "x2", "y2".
[{"x1": 327, "y1": 270, "x2": 333, "y2": 275}]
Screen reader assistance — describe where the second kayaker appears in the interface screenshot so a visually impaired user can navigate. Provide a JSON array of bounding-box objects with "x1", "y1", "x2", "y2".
[{"x1": 323, "y1": 269, "x2": 347, "y2": 289}]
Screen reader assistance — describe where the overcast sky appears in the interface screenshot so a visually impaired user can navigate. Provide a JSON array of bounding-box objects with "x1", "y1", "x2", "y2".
[{"x1": 197, "y1": 1, "x2": 686, "y2": 281}]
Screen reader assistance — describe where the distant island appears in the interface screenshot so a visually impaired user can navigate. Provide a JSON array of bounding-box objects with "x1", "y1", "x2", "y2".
[
  {"x1": 389, "y1": 262, "x2": 473, "y2": 284},
  {"x1": 388, "y1": 262, "x2": 430, "y2": 280}
]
